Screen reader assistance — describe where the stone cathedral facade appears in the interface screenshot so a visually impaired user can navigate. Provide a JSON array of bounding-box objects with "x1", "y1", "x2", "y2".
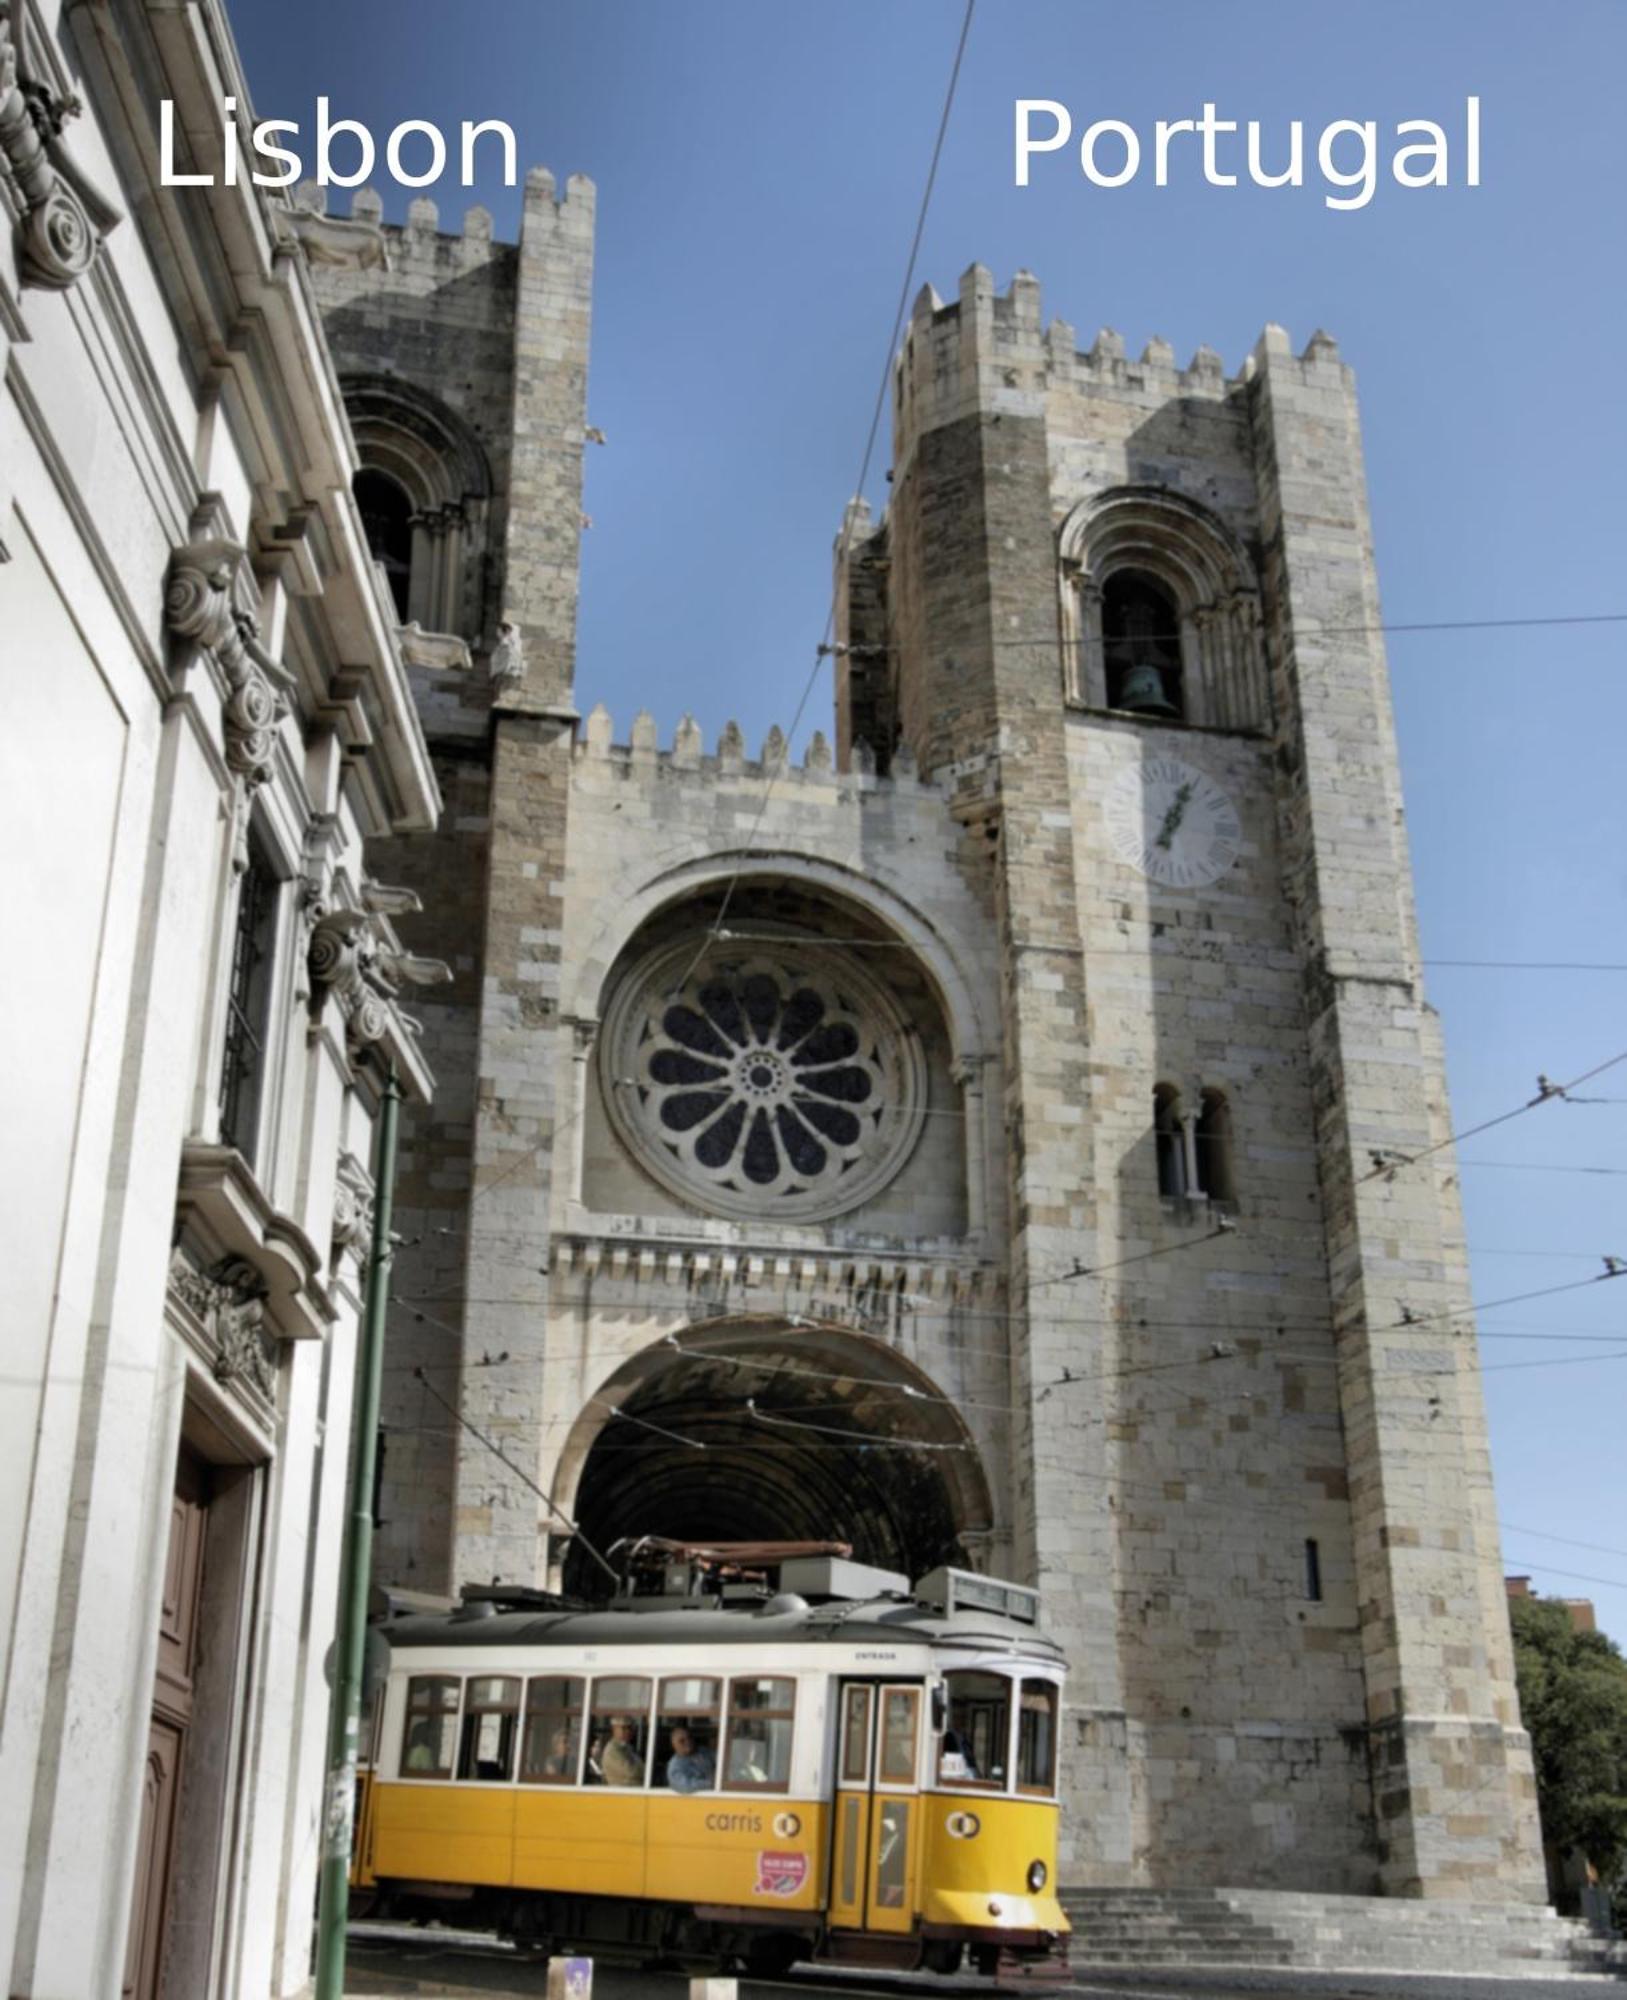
[{"x1": 307, "y1": 187, "x2": 1545, "y2": 1905}]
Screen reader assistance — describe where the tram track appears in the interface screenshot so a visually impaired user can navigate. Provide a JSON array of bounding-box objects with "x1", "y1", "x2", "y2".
[{"x1": 345, "y1": 1921, "x2": 1065, "y2": 1998}]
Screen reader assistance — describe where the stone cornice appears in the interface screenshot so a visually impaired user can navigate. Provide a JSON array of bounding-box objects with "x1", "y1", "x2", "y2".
[
  {"x1": 551, "y1": 1228, "x2": 1000, "y2": 1328},
  {"x1": 174, "y1": 1139, "x2": 334, "y2": 1343}
]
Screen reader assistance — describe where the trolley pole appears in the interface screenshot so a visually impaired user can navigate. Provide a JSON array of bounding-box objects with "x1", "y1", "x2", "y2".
[{"x1": 314, "y1": 1063, "x2": 401, "y2": 2000}]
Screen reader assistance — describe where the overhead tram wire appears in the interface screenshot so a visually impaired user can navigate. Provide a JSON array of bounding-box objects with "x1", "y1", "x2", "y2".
[
  {"x1": 1501, "y1": 1524, "x2": 1627, "y2": 1564},
  {"x1": 833, "y1": 609, "x2": 1627, "y2": 654},
  {"x1": 381, "y1": 1411, "x2": 1462, "y2": 1539},
  {"x1": 377, "y1": 1390, "x2": 1627, "y2": 1560},
  {"x1": 390, "y1": 1236, "x2": 1627, "y2": 1347},
  {"x1": 410, "y1": 1366, "x2": 619, "y2": 1586},
  {"x1": 1492, "y1": 1557, "x2": 1627, "y2": 1594},
  {"x1": 384, "y1": 1290, "x2": 1627, "y2": 1407},
  {"x1": 1386, "y1": 1264, "x2": 1627, "y2": 1333},
  {"x1": 1360, "y1": 1047, "x2": 1627, "y2": 1184},
  {"x1": 665, "y1": 0, "x2": 977, "y2": 1001},
  {"x1": 379, "y1": 1298, "x2": 1627, "y2": 1392},
  {"x1": 417, "y1": 990, "x2": 1622, "y2": 1245},
  {"x1": 708, "y1": 931, "x2": 1627, "y2": 977},
  {"x1": 1482, "y1": 1348, "x2": 1627, "y2": 1374}
]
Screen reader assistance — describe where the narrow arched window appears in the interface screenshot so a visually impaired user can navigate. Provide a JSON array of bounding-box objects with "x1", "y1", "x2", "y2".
[
  {"x1": 1304, "y1": 1539, "x2": 1323, "y2": 1603},
  {"x1": 1153, "y1": 1084, "x2": 1185, "y2": 1198},
  {"x1": 353, "y1": 467, "x2": 414, "y2": 620},
  {"x1": 1195, "y1": 1088, "x2": 1236, "y2": 1205},
  {"x1": 1102, "y1": 570, "x2": 1183, "y2": 719}
]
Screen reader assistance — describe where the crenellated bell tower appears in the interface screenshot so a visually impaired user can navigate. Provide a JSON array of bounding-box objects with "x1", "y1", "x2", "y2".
[
  {"x1": 308, "y1": 166, "x2": 595, "y2": 1591},
  {"x1": 837, "y1": 265, "x2": 1544, "y2": 1900}
]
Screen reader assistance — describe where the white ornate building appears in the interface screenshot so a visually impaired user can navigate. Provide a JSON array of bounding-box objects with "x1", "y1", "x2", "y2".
[{"x1": 1, "y1": 2, "x2": 438, "y2": 1995}]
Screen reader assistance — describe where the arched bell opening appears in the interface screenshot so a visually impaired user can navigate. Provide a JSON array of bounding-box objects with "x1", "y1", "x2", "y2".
[
  {"x1": 1058, "y1": 486, "x2": 1266, "y2": 730},
  {"x1": 1102, "y1": 569, "x2": 1184, "y2": 718},
  {"x1": 555, "y1": 1319, "x2": 995, "y2": 1602},
  {"x1": 342, "y1": 374, "x2": 493, "y2": 641}
]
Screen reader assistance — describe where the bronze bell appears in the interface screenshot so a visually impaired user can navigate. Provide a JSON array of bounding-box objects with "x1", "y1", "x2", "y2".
[{"x1": 1115, "y1": 658, "x2": 1179, "y2": 716}]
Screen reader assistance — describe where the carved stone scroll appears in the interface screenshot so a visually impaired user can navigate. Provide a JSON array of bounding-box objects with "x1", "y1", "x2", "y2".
[
  {"x1": 165, "y1": 534, "x2": 298, "y2": 871},
  {"x1": 309, "y1": 877, "x2": 451, "y2": 1059},
  {"x1": 0, "y1": 1, "x2": 120, "y2": 290}
]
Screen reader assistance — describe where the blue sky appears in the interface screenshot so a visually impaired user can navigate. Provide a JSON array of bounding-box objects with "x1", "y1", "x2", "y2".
[{"x1": 234, "y1": 1, "x2": 1627, "y2": 1642}]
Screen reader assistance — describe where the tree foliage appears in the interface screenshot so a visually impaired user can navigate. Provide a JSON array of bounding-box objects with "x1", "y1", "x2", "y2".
[{"x1": 1510, "y1": 1593, "x2": 1627, "y2": 1885}]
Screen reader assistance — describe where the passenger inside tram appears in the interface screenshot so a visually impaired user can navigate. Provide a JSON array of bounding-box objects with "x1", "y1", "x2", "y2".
[
  {"x1": 938, "y1": 1726, "x2": 979, "y2": 1780},
  {"x1": 597, "y1": 1715, "x2": 644, "y2": 1785},
  {"x1": 653, "y1": 1676, "x2": 720, "y2": 1790},
  {"x1": 665, "y1": 1725, "x2": 716, "y2": 1793}
]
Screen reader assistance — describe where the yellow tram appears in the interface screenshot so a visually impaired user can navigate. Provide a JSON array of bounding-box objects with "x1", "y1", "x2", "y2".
[{"x1": 352, "y1": 1546, "x2": 1069, "y2": 1979}]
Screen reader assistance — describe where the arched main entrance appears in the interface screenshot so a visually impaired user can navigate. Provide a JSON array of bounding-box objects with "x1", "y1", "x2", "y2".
[{"x1": 555, "y1": 1319, "x2": 994, "y2": 1600}]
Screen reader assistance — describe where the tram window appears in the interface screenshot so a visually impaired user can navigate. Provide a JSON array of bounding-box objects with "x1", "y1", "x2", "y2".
[
  {"x1": 656, "y1": 1675, "x2": 720, "y2": 1792},
  {"x1": 457, "y1": 1676, "x2": 520, "y2": 1781},
  {"x1": 940, "y1": 1670, "x2": 1010, "y2": 1788},
  {"x1": 840, "y1": 1685, "x2": 872, "y2": 1784},
  {"x1": 1017, "y1": 1679, "x2": 1059, "y2": 1794},
  {"x1": 876, "y1": 1798, "x2": 910, "y2": 1908},
  {"x1": 587, "y1": 1675, "x2": 652, "y2": 1786},
  {"x1": 520, "y1": 1675, "x2": 586, "y2": 1785},
  {"x1": 401, "y1": 1675, "x2": 460, "y2": 1779},
  {"x1": 878, "y1": 1688, "x2": 920, "y2": 1785},
  {"x1": 723, "y1": 1677, "x2": 795, "y2": 1792}
]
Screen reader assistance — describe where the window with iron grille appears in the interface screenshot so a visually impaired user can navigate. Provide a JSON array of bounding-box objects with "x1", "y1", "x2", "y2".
[{"x1": 219, "y1": 840, "x2": 279, "y2": 1162}]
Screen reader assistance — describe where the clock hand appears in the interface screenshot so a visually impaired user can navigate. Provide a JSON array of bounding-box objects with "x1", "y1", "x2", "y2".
[{"x1": 1154, "y1": 781, "x2": 1195, "y2": 850}]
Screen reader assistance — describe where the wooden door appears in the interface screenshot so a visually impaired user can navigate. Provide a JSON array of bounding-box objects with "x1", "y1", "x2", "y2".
[{"x1": 123, "y1": 1450, "x2": 210, "y2": 2000}]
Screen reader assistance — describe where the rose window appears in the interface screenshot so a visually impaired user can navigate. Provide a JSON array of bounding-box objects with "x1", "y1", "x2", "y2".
[{"x1": 602, "y1": 941, "x2": 925, "y2": 1222}]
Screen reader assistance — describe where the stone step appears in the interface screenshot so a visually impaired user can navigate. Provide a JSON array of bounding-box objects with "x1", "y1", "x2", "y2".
[{"x1": 1054, "y1": 1887, "x2": 1625, "y2": 1977}]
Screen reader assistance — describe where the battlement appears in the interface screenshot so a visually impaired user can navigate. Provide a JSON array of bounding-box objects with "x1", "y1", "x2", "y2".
[
  {"x1": 291, "y1": 165, "x2": 593, "y2": 276},
  {"x1": 894, "y1": 265, "x2": 1347, "y2": 449},
  {"x1": 573, "y1": 704, "x2": 942, "y2": 799}
]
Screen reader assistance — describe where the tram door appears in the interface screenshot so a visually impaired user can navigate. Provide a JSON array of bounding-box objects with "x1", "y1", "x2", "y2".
[{"x1": 828, "y1": 1681, "x2": 922, "y2": 1935}]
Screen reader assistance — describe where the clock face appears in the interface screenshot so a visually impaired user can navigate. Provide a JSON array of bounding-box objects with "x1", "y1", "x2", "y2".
[{"x1": 1105, "y1": 758, "x2": 1242, "y2": 889}]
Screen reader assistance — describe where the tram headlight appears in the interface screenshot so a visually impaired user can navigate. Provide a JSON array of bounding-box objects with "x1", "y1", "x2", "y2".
[
  {"x1": 1027, "y1": 1859, "x2": 1048, "y2": 1892},
  {"x1": 946, "y1": 1810, "x2": 980, "y2": 1839}
]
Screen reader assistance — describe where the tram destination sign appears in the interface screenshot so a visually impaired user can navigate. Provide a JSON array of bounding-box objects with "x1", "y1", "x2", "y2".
[{"x1": 916, "y1": 1567, "x2": 1040, "y2": 1625}]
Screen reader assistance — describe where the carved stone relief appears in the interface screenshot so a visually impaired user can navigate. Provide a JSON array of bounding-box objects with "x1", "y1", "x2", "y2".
[
  {"x1": 331, "y1": 1151, "x2": 375, "y2": 1264},
  {"x1": 168, "y1": 1246, "x2": 281, "y2": 1405}
]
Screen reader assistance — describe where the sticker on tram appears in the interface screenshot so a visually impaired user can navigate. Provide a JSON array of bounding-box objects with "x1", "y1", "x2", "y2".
[{"x1": 754, "y1": 1850, "x2": 808, "y2": 1897}]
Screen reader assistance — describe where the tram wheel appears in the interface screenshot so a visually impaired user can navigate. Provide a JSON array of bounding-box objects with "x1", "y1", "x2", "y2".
[{"x1": 744, "y1": 1932, "x2": 803, "y2": 1977}]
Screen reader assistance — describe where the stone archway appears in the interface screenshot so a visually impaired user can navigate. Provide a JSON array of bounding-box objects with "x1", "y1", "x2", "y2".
[{"x1": 555, "y1": 1319, "x2": 995, "y2": 1600}]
